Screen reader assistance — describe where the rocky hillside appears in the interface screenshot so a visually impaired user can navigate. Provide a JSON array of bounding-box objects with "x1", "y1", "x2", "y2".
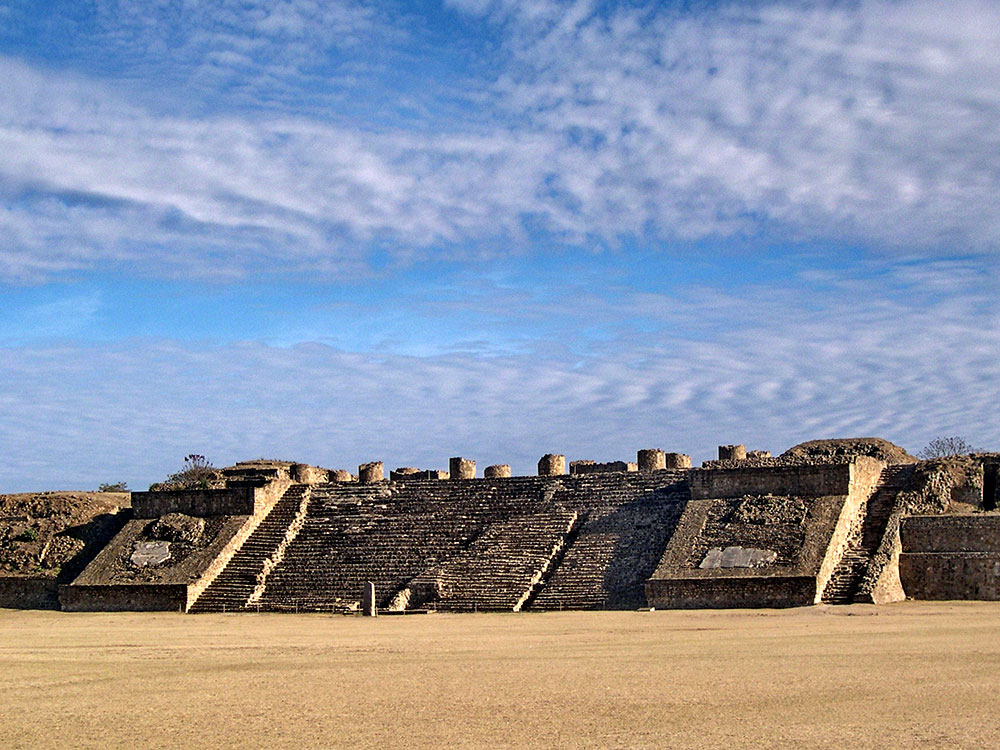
[{"x1": 0, "y1": 492, "x2": 130, "y2": 581}]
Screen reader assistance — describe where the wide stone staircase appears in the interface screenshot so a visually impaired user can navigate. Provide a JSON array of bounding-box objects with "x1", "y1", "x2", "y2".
[
  {"x1": 189, "y1": 483, "x2": 310, "y2": 613},
  {"x1": 256, "y1": 482, "x2": 489, "y2": 612},
  {"x1": 400, "y1": 509, "x2": 579, "y2": 612},
  {"x1": 529, "y1": 478, "x2": 688, "y2": 610},
  {"x1": 245, "y1": 471, "x2": 688, "y2": 613},
  {"x1": 822, "y1": 464, "x2": 913, "y2": 604}
]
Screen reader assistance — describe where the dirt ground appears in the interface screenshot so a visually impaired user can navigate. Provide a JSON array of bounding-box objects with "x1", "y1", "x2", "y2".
[{"x1": 1, "y1": 602, "x2": 999, "y2": 749}]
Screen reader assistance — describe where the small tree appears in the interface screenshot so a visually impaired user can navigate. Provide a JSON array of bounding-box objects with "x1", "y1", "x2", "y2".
[
  {"x1": 153, "y1": 454, "x2": 219, "y2": 490},
  {"x1": 98, "y1": 482, "x2": 128, "y2": 492},
  {"x1": 918, "y1": 436, "x2": 981, "y2": 460}
]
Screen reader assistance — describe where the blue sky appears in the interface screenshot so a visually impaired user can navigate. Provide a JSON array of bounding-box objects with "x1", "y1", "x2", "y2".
[{"x1": 1, "y1": 0, "x2": 998, "y2": 491}]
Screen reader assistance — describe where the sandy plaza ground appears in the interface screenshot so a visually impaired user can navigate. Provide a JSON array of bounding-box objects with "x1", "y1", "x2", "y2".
[{"x1": 2, "y1": 601, "x2": 999, "y2": 748}]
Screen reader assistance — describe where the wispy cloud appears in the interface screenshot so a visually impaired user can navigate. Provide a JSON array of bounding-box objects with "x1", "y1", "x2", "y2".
[
  {"x1": 2, "y1": 1, "x2": 1000, "y2": 281},
  {"x1": 2, "y1": 257, "x2": 996, "y2": 491}
]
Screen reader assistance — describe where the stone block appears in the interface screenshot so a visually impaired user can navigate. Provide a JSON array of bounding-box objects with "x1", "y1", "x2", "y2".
[
  {"x1": 484, "y1": 464, "x2": 511, "y2": 479},
  {"x1": 361, "y1": 581, "x2": 377, "y2": 616},
  {"x1": 131, "y1": 541, "x2": 171, "y2": 568},
  {"x1": 449, "y1": 457, "x2": 476, "y2": 480},
  {"x1": 698, "y1": 546, "x2": 778, "y2": 569},
  {"x1": 537, "y1": 454, "x2": 565, "y2": 476},
  {"x1": 358, "y1": 461, "x2": 383, "y2": 484},
  {"x1": 328, "y1": 469, "x2": 354, "y2": 483},
  {"x1": 747, "y1": 450, "x2": 771, "y2": 460}
]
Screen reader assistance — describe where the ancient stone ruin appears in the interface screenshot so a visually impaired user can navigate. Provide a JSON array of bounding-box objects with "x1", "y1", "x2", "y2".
[
  {"x1": 537, "y1": 454, "x2": 565, "y2": 476},
  {"x1": 358, "y1": 461, "x2": 383, "y2": 484},
  {"x1": 3, "y1": 440, "x2": 998, "y2": 613}
]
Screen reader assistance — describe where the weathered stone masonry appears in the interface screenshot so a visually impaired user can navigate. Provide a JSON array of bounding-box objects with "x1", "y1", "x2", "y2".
[{"x1": 6, "y1": 440, "x2": 996, "y2": 613}]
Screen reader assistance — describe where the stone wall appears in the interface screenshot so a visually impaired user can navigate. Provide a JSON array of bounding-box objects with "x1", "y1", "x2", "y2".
[
  {"x1": 689, "y1": 462, "x2": 857, "y2": 500},
  {"x1": 899, "y1": 515, "x2": 1000, "y2": 600},
  {"x1": 901, "y1": 515, "x2": 1000, "y2": 553},
  {"x1": 645, "y1": 575, "x2": 819, "y2": 609},
  {"x1": 60, "y1": 583, "x2": 189, "y2": 612},
  {"x1": 898, "y1": 556, "x2": 1000, "y2": 600},
  {"x1": 131, "y1": 487, "x2": 259, "y2": 518},
  {"x1": 0, "y1": 577, "x2": 60, "y2": 609}
]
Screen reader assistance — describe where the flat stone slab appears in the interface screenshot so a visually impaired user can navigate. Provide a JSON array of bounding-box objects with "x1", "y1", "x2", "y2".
[
  {"x1": 699, "y1": 546, "x2": 778, "y2": 569},
  {"x1": 131, "y1": 541, "x2": 171, "y2": 567}
]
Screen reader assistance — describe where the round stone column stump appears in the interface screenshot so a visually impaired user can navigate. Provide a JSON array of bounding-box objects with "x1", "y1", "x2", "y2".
[
  {"x1": 637, "y1": 449, "x2": 666, "y2": 472},
  {"x1": 718, "y1": 444, "x2": 747, "y2": 461},
  {"x1": 484, "y1": 464, "x2": 511, "y2": 479},
  {"x1": 450, "y1": 457, "x2": 476, "y2": 479},
  {"x1": 358, "y1": 461, "x2": 384, "y2": 484},
  {"x1": 664, "y1": 453, "x2": 692, "y2": 469},
  {"x1": 537, "y1": 454, "x2": 566, "y2": 476}
]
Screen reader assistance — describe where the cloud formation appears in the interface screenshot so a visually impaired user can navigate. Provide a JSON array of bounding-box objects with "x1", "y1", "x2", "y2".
[
  {"x1": 2, "y1": 257, "x2": 996, "y2": 491},
  {"x1": 2, "y1": 1, "x2": 1000, "y2": 280}
]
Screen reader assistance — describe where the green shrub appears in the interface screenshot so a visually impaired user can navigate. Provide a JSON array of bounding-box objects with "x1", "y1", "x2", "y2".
[
  {"x1": 15, "y1": 527, "x2": 38, "y2": 542},
  {"x1": 98, "y1": 482, "x2": 128, "y2": 492}
]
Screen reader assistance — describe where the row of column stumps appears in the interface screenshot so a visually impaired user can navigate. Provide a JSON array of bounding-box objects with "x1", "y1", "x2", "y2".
[
  {"x1": 635, "y1": 449, "x2": 693, "y2": 471},
  {"x1": 356, "y1": 449, "x2": 698, "y2": 483},
  {"x1": 262, "y1": 445, "x2": 765, "y2": 486}
]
